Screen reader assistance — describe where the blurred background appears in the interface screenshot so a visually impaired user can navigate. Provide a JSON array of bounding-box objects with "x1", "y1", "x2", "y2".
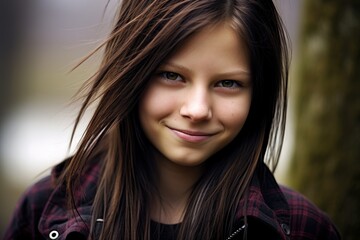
[{"x1": 0, "y1": 0, "x2": 359, "y2": 239}]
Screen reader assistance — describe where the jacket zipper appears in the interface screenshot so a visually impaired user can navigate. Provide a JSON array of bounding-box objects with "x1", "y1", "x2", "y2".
[{"x1": 226, "y1": 224, "x2": 246, "y2": 240}]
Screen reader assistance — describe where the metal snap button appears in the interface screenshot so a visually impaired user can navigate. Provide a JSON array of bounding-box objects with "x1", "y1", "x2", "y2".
[
  {"x1": 49, "y1": 230, "x2": 59, "y2": 239},
  {"x1": 281, "y1": 223, "x2": 291, "y2": 235}
]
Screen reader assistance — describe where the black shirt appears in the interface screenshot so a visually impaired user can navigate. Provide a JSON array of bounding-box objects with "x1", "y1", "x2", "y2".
[{"x1": 150, "y1": 220, "x2": 180, "y2": 240}]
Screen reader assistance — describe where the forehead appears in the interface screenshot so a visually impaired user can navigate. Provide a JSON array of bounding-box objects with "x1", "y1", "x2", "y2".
[{"x1": 161, "y1": 22, "x2": 250, "y2": 77}]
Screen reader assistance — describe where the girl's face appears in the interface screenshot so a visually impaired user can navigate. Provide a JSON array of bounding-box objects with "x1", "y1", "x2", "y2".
[{"x1": 139, "y1": 23, "x2": 252, "y2": 167}]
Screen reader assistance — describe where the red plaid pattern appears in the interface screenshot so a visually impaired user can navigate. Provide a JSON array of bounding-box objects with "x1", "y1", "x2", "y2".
[{"x1": 4, "y1": 157, "x2": 340, "y2": 240}]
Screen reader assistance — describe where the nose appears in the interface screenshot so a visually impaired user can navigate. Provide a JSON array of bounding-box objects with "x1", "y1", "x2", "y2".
[{"x1": 179, "y1": 87, "x2": 212, "y2": 121}]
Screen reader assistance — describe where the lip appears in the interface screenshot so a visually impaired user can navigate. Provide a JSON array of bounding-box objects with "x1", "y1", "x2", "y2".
[{"x1": 168, "y1": 127, "x2": 216, "y2": 143}]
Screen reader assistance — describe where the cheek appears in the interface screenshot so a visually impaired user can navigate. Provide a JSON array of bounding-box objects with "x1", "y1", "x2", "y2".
[
  {"x1": 216, "y1": 98, "x2": 251, "y2": 131},
  {"x1": 139, "y1": 84, "x2": 178, "y2": 120}
]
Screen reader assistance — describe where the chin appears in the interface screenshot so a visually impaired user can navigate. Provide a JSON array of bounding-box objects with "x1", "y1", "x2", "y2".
[{"x1": 166, "y1": 155, "x2": 210, "y2": 167}]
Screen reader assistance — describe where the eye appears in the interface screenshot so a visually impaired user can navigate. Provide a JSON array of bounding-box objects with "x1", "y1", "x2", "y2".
[
  {"x1": 160, "y1": 71, "x2": 183, "y2": 81},
  {"x1": 216, "y1": 80, "x2": 241, "y2": 89}
]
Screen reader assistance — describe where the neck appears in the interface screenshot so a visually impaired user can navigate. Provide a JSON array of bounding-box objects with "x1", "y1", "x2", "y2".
[{"x1": 151, "y1": 153, "x2": 204, "y2": 224}]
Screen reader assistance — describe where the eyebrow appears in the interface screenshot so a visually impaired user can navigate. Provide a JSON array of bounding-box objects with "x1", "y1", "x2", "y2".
[{"x1": 160, "y1": 61, "x2": 251, "y2": 79}]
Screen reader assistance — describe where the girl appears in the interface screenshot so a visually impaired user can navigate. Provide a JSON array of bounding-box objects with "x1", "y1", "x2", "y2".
[{"x1": 5, "y1": 0, "x2": 340, "y2": 239}]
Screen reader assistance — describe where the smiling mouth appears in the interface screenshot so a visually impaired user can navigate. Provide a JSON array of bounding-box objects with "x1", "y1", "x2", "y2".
[{"x1": 168, "y1": 127, "x2": 216, "y2": 143}]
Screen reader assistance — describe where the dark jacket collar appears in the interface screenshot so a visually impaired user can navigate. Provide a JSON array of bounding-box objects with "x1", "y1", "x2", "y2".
[
  {"x1": 39, "y1": 159, "x2": 98, "y2": 239},
  {"x1": 39, "y1": 159, "x2": 290, "y2": 239},
  {"x1": 236, "y1": 163, "x2": 290, "y2": 239}
]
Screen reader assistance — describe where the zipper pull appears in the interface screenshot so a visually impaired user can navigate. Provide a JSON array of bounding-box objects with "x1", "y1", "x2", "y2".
[{"x1": 226, "y1": 224, "x2": 246, "y2": 240}]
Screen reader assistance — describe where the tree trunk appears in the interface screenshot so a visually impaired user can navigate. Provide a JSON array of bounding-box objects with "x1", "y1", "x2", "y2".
[{"x1": 288, "y1": 1, "x2": 360, "y2": 239}]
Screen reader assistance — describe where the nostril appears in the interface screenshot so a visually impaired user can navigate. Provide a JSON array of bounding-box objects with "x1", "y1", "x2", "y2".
[
  {"x1": 180, "y1": 103, "x2": 212, "y2": 121},
  {"x1": 179, "y1": 88, "x2": 212, "y2": 121}
]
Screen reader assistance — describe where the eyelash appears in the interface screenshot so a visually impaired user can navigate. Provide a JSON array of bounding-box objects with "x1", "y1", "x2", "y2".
[
  {"x1": 215, "y1": 80, "x2": 242, "y2": 89},
  {"x1": 158, "y1": 71, "x2": 243, "y2": 89},
  {"x1": 159, "y1": 71, "x2": 183, "y2": 82}
]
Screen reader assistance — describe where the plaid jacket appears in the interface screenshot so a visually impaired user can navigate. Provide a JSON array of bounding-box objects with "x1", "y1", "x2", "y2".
[{"x1": 4, "y1": 157, "x2": 341, "y2": 240}]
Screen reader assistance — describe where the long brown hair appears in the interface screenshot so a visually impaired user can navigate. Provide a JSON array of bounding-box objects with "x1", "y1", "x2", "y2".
[{"x1": 60, "y1": 0, "x2": 289, "y2": 239}]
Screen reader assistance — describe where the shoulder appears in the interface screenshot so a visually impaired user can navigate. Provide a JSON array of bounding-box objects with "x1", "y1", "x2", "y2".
[
  {"x1": 4, "y1": 159, "x2": 69, "y2": 240},
  {"x1": 280, "y1": 185, "x2": 341, "y2": 240},
  {"x1": 4, "y1": 174, "x2": 54, "y2": 240},
  {"x1": 4, "y1": 156, "x2": 102, "y2": 240}
]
